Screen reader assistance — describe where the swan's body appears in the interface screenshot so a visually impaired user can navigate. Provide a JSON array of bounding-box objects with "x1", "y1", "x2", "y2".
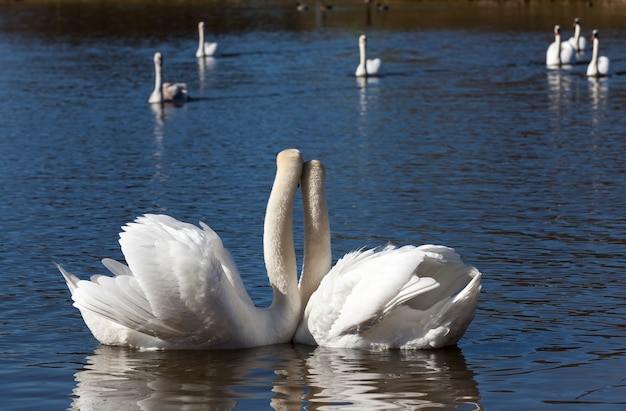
[
  {"x1": 58, "y1": 149, "x2": 304, "y2": 350},
  {"x1": 294, "y1": 160, "x2": 482, "y2": 350},
  {"x1": 355, "y1": 34, "x2": 383, "y2": 77},
  {"x1": 568, "y1": 18, "x2": 588, "y2": 52},
  {"x1": 148, "y1": 51, "x2": 189, "y2": 104},
  {"x1": 195, "y1": 21, "x2": 218, "y2": 58},
  {"x1": 546, "y1": 25, "x2": 576, "y2": 68},
  {"x1": 586, "y1": 30, "x2": 610, "y2": 77}
]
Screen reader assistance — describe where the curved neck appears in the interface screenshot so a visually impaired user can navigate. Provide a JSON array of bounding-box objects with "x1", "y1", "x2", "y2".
[
  {"x1": 264, "y1": 149, "x2": 303, "y2": 320},
  {"x1": 299, "y1": 160, "x2": 332, "y2": 308}
]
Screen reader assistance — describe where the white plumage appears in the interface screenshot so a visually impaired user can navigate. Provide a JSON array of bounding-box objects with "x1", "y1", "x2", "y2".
[
  {"x1": 195, "y1": 21, "x2": 218, "y2": 58},
  {"x1": 294, "y1": 160, "x2": 482, "y2": 350},
  {"x1": 58, "y1": 149, "x2": 304, "y2": 350},
  {"x1": 355, "y1": 34, "x2": 383, "y2": 77},
  {"x1": 586, "y1": 30, "x2": 610, "y2": 77},
  {"x1": 546, "y1": 25, "x2": 576, "y2": 68}
]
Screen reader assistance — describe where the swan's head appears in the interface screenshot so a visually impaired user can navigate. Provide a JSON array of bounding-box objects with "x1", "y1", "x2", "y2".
[
  {"x1": 554, "y1": 25, "x2": 561, "y2": 36},
  {"x1": 592, "y1": 29, "x2": 599, "y2": 40},
  {"x1": 198, "y1": 21, "x2": 205, "y2": 30},
  {"x1": 359, "y1": 34, "x2": 367, "y2": 46},
  {"x1": 574, "y1": 17, "x2": 581, "y2": 27},
  {"x1": 153, "y1": 51, "x2": 163, "y2": 65}
]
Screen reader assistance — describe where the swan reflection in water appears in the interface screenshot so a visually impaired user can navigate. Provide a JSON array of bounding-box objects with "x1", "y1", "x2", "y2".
[{"x1": 68, "y1": 345, "x2": 481, "y2": 410}]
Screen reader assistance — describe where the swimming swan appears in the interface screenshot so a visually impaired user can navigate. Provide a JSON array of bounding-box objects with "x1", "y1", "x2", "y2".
[
  {"x1": 195, "y1": 21, "x2": 218, "y2": 58},
  {"x1": 546, "y1": 25, "x2": 576, "y2": 68},
  {"x1": 568, "y1": 18, "x2": 588, "y2": 52},
  {"x1": 58, "y1": 149, "x2": 304, "y2": 350},
  {"x1": 586, "y1": 30, "x2": 610, "y2": 77},
  {"x1": 294, "y1": 159, "x2": 482, "y2": 350},
  {"x1": 148, "y1": 51, "x2": 190, "y2": 104},
  {"x1": 355, "y1": 34, "x2": 382, "y2": 77}
]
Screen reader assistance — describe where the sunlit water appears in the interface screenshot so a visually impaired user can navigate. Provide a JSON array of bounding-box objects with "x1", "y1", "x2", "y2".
[{"x1": 2, "y1": 1, "x2": 626, "y2": 410}]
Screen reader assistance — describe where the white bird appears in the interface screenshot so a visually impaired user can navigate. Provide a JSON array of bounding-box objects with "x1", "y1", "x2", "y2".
[
  {"x1": 195, "y1": 21, "x2": 218, "y2": 58},
  {"x1": 568, "y1": 18, "x2": 588, "y2": 52},
  {"x1": 58, "y1": 149, "x2": 304, "y2": 350},
  {"x1": 546, "y1": 25, "x2": 576, "y2": 68},
  {"x1": 294, "y1": 159, "x2": 482, "y2": 350},
  {"x1": 587, "y1": 30, "x2": 610, "y2": 77},
  {"x1": 355, "y1": 34, "x2": 383, "y2": 77},
  {"x1": 148, "y1": 51, "x2": 190, "y2": 104}
]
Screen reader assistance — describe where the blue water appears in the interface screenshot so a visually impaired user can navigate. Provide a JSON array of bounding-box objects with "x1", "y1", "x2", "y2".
[{"x1": 2, "y1": 1, "x2": 626, "y2": 409}]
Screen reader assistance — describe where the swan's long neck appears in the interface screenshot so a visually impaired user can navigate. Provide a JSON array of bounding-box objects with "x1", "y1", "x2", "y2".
[
  {"x1": 555, "y1": 28, "x2": 562, "y2": 65},
  {"x1": 299, "y1": 160, "x2": 332, "y2": 308},
  {"x1": 590, "y1": 34, "x2": 599, "y2": 71},
  {"x1": 359, "y1": 36, "x2": 368, "y2": 76},
  {"x1": 573, "y1": 21, "x2": 582, "y2": 51},
  {"x1": 264, "y1": 149, "x2": 303, "y2": 327},
  {"x1": 152, "y1": 53, "x2": 163, "y2": 102},
  {"x1": 197, "y1": 23, "x2": 205, "y2": 57}
]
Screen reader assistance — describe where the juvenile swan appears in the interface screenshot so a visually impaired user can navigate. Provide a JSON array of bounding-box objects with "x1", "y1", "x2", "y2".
[
  {"x1": 294, "y1": 159, "x2": 482, "y2": 350},
  {"x1": 58, "y1": 149, "x2": 303, "y2": 350},
  {"x1": 148, "y1": 51, "x2": 190, "y2": 104}
]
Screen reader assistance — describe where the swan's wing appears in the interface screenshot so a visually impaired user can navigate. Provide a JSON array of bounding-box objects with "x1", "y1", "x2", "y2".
[
  {"x1": 598, "y1": 56, "x2": 610, "y2": 75},
  {"x1": 58, "y1": 263, "x2": 180, "y2": 337},
  {"x1": 366, "y1": 58, "x2": 382, "y2": 76},
  {"x1": 203, "y1": 42, "x2": 218, "y2": 56},
  {"x1": 305, "y1": 246, "x2": 439, "y2": 341},
  {"x1": 101, "y1": 214, "x2": 249, "y2": 338},
  {"x1": 560, "y1": 42, "x2": 576, "y2": 65},
  {"x1": 162, "y1": 82, "x2": 189, "y2": 102}
]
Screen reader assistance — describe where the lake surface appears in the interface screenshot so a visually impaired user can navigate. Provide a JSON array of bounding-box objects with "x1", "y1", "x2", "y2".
[{"x1": 2, "y1": 0, "x2": 626, "y2": 409}]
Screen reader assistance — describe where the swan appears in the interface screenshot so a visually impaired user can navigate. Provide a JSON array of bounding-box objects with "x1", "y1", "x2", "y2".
[
  {"x1": 568, "y1": 18, "x2": 588, "y2": 52},
  {"x1": 293, "y1": 159, "x2": 482, "y2": 350},
  {"x1": 57, "y1": 149, "x2": 304, "y2": 350},
  {"x1": 586, "y1": 30, "x2": 610, "y2": 77},
  {"x1": 546, "y1": 25, "x2": 576, "y2": 68},
  {"x1": 148, "y1": 51, "x2": 190, "y2": 104},
  {"x1": 195, "y1": 21, "x2": 218, "y2": 58},
  {"x1": 355, "y1": 34, "x2": 383, "y2": 77}
]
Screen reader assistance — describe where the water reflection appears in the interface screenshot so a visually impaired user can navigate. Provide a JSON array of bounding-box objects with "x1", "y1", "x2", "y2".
[
  {"x1": 69, "y1": 345, "x2": 481, "y2": 410},
  {"x1": 198, "y1": 57, "x2": 218, "y2": 91},
  {"x1": 546, "y1": 71, "x2": 574, "y2": 121},
  {"x1": 588, "y1": 76, "x2": 609, "y2": 125}
]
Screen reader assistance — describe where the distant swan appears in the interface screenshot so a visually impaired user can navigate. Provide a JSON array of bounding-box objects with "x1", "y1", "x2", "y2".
[
  {"x1": 195, "y1": 21, "x2": 218, "y2": 58},
  {"x1": 294, "y1": 159, "x2": 482, "y2": 350},
  {"x1": 355, "y1": 34, "x2": 383, "y2": 77},
  {"x1": 148, "y1": 51, "x2": 190, "y2": 104},
  {"x1": 587, "y1": 30, "x2": 610, "y2": 77},
  {"x1": 568, "y1": 18, "x2": 588, "y2": 52},
  {"x1": 58, "y1": 149, "x2": 304, "y2": 350},
  {"x1": 546, "y1": 25, "x2": 576, "y2": 68}
]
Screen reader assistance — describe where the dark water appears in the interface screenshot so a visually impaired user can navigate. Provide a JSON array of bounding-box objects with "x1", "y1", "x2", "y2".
[{"x1": 2, "y1": 1, "x2": 626, "y2": 409}]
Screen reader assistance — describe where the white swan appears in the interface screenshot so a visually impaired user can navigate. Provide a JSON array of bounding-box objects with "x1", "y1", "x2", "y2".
[
  {"x1": 294, "y1": 159, "x2": 482, "y2": 350},
  {"x1": 58, "y1": 149, "x2": 304, "y2": 350},
  {"x1": 195, "y1": 21, "x2": 218, "y2": 58},
  {"x1": 586, "y1": 30, "x2": 610, "y2": 77},
  {"x1": 546, "y1": 25, "x2": 576, "y2": 68},
  {"x1": 148, "y1": 51, "x2": 190, "y2": 104},
  {"x1": 355, "y1": 34, "x2": 382, "y2": 77},
  {"x1": 568, "y1": 18, "x2": 588, "y2": 52}
]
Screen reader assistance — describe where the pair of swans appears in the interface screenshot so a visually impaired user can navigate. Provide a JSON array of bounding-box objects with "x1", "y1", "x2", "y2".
[
  {"x1": 148, "y1": 21, "x2": 218, "y2": 104},
  {"x1": 58, "y1": 149, "x2": 481, "y2": 350}
]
